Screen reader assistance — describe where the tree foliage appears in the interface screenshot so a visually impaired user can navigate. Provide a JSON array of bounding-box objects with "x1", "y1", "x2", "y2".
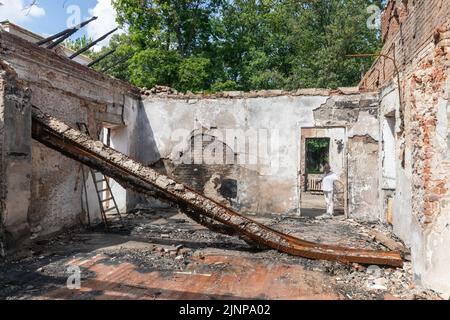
[
  {"x1": 84, "y1": 34, "x2": 135, "y2": 82},
  {"x1": 306, "y1": 138, "x2": 330, "y2": 174},
  {"x1": 83, "y1": 0, "x2": 384, "y2": 92},
  {"x1": 64, "y1": 35, "x2": 96, "y2": 59}
]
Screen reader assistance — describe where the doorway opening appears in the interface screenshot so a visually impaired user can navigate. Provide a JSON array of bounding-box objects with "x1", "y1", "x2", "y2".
[
  {"x1": 300, "y1": 128, "x2": 347, "y2": 218},
  {"x1": 305, "y1": 138, "x2": 330, "y2": 192},
  {"x1": 382, "y1": 113, "x2": 396, "y2": 224}
]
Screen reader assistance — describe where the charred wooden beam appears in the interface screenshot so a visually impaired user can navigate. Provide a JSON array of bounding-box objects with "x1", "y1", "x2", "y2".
[
  {"x1": 69, "y1": 28, "x2": 118, "y2": 60},
  {"x1": 87, "y1": 49, "x2": 116, "y2": 67},
  {"x1": 37, "y1": 16, "x2": 98, "y2": 49},
  {"x1": 31, "y1": 107, "x2": 404, "y2": 267}
]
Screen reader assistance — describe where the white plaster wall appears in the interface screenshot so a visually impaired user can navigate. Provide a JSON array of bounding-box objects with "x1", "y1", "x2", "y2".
[
  {"x1": 328, "y1": 129, "x2": 346, "y2": 177},
  {"x1": 0, "y1": 32, "x2": 142, "y2": 237},
  {"x1": 379, "y1": 86, "x2": 398, "y2": 192},
  {"x1": 348, "y1": 110, "x2": 380, "y2": 141},
  {"x1": 420, "y1": 210, "x2": 450, "y2": 294},
  {"x1": 109, "y1": 95, "x2": 140, "y2": 213},
  {"x1": 140, "y1": 95, "x2": 328, "y2": 215},
  {"x1": 381, "y1": 117, "x2": 396, "y2": 189},
  {"x1": 138, "y1": 94, "x2": 380, "y2": 219},
  {"x1": 379, "y1": 85, "x2": 413, "y2": 244}
]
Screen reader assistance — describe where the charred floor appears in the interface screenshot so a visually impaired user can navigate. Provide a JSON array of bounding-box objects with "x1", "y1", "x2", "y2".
[{"x1": 0, "y1": 210, "x2": 441, "y2": 300}]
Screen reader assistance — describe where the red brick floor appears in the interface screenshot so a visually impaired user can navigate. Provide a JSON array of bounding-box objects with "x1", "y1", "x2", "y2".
[{"x1": 39, "y1": 251, "x2": 341, "y2": 300}]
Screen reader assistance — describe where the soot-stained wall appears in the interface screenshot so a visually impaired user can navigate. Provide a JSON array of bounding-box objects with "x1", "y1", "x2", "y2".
[
  {"x1": 135, "y1": 89, "x2": 380, "y2": 219},
  {"x1": 0, "y1": 31, "x2": 141, "y2": 242}
]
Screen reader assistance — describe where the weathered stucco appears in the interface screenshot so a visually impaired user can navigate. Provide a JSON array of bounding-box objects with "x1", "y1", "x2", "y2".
[
  {"x1": 0, "y1": 30, "x2": 141, "y2": 239},
  {"x1": 136, "y1": 91, "x2": 380, "y2": 219},
  {"x1": 0, "y1": 61, "x2": 31, "y2": 247},
  {"x1": 314, "y1": 93, "x2": 380, "y2": 221}
]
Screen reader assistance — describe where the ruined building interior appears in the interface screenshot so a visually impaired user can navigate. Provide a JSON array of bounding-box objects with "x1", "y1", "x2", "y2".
[{"x1": 0, "y1": 0, "x2": 449, "y2": 300}]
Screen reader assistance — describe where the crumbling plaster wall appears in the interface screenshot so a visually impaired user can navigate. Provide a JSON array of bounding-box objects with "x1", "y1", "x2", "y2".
[
  {"x1": 0, "y1": 60, "x2": 31, "y2": 248},
  {"x1": 314, "y1": 93, "x2": 380, "y2": 221},
  {"x1": 361, "y1": 0, "x2": 450, "y2": 294},
  {"x1": 109, "y1": 95, "x2": 142, "y2": 212},
  {"x1": 379, "y1": 84, "x2": 412, "y2": 242},
  {"x1": 407, "y1": 61, "x2": 450, "y2": 294},
  {"x1": 0, "y1": 31, "x2": 141, "y2": 241},
  {"x1": 137, "y1": 89, "x2": 380, "y2": 219}
]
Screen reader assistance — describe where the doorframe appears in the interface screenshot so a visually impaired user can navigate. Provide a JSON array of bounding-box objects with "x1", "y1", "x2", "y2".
[{"x1": 298, "y1": 126, "x2": 349, "y2": 217}]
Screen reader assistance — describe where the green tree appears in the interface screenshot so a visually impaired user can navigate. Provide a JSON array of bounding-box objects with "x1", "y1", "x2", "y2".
[
  {"x1": 104, "y1": 0, "x2": 384, "y2": 92},
  {"x1": 129, "y1": 48, "x2": 181, "y2": 88},
  {"x1": 112, "y1": 0, "x2": 222, "y2": 90},
  {"x1": 64, "y1": 35, "x2": 96, "y2": 59},
  {"x1": 89, "y1": 34, "x2": 135, "y2": 82},
  {"x1": 287, "y1": 0, "x2": 384, "y2": 89},
  {"x1": 113, "y1": 0, "x2": 221, "y2": 56},
  {"x1": 306, "y1": 138, "x2": 330, "y2": 174},
  {"x1": 178, "y1": 56, "x2": 212, "y2": 92}
]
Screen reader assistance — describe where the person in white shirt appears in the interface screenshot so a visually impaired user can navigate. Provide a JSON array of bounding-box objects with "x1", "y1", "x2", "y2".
[{"x1": 321, "y1": 164, "x2": 338, "y2": 217}]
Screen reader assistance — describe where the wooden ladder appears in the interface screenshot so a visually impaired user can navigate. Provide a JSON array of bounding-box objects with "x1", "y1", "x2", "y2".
[{"x1": 77, "y1": 123, "x2": 123, "y2": 228}]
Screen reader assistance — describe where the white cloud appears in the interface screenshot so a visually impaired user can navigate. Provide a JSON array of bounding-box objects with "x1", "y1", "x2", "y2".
[
  {"x1": 86, "y1": 0, "x2": 123, "y2": 51},
  {"x1": 0, "y1": 0, "x2": 46, "y2": 23}
]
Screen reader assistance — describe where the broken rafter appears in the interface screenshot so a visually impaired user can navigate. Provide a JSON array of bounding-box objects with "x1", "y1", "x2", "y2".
[
  {"x1": 31, "y1": 107, "x2": 404, "y2": 268},
  {"x1": 87, "y1": 49, "x2": 116, "y2": 67},
  {"x1": 69, "y1": 28, "x2": 118, "y2": 60},
  {"x1": 37, "y1": 16, "x2": 98, "y2": 49},
  {"x1": 101, "y1": 53, "x2": 134, "y2": 73}
]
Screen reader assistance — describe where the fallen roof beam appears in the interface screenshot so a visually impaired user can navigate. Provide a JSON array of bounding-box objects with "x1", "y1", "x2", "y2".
[{"x1": 31, "y1": 107, "x2": 404, "y2": 268}]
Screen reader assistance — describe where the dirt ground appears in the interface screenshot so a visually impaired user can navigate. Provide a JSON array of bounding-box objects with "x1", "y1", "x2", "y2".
[{"x1": 0, "y1": 209, "x2": 443, "y2": 300}]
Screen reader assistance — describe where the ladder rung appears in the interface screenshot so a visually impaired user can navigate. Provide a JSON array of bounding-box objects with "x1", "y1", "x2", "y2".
[
  {"x1": 98, "y1": 188, "x2": 109, "y2": 193},
  {"x1": 95, "y1": 179, "x2": 106, "y2": 183},
  {"x1": 101, "y1": 197, "x2": 113, "y2": 202}
]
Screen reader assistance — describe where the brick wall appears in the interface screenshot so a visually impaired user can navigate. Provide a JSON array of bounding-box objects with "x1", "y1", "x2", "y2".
[
  {"x1": 365, "y1": 0, "x2": 450, "y2": 293},
  {"x1": 361, "y1": 0, "x2": 450, "y2": 90},
  {"x1": 362, "y1": 0, "x2": 450, "y2": 225}
]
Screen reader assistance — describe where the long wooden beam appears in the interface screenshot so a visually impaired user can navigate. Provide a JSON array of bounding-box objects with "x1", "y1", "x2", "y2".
[{"x1": 31, "y1": 107, "x2": 404, "y2": 267}]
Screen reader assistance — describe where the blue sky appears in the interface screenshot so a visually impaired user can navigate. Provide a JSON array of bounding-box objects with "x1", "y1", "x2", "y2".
[
  {"x1": 21, "y1": 0, "x2": 98, "y2": 37},
  {"x1": 0, "y1": 0, "x2": 120, "y2": 49}
]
